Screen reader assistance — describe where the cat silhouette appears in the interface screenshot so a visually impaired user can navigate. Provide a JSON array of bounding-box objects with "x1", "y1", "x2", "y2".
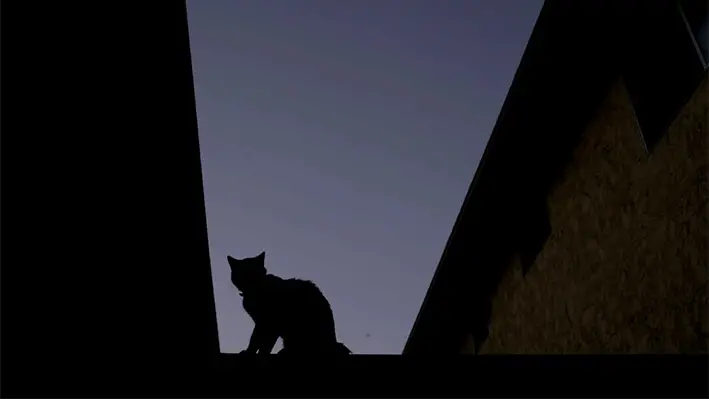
[{"x1": 228, "y1": 252, "x2": 351, "y2": 356}]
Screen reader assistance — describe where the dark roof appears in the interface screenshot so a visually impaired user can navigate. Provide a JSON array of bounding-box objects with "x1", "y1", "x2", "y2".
[{"x1": 403, "y1": 0, "x2": 623, "y2": 354}]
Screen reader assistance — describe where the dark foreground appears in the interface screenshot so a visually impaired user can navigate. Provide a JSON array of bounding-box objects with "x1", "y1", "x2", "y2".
[{"x1": 6, "y1": 355, "x2": 707, "y2": 397}]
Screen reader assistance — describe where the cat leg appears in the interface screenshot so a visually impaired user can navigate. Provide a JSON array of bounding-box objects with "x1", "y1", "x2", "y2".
[
  {"x1": 242, "y1": 324, "x2": 278, "y2": 355},
  {"x1": 258, "y1": 330, "x2": 278, "y2": 355}
]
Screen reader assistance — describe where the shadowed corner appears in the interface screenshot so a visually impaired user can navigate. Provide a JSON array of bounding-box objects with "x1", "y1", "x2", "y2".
[{"x1": 403, "y1": 0, "x2": 708, "y2": 359}]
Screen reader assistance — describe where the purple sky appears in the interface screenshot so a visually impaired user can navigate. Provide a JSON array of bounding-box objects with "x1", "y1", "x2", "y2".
[{"x1": 186, "y1": 0, "x2": 543, "y2": 354}]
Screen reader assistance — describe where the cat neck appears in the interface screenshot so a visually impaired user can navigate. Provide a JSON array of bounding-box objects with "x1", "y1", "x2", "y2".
[{"x1": 240, "y1": 274, "x2": 281, "y2": 295}]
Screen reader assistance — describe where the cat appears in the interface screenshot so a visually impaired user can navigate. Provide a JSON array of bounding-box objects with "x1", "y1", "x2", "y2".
[{"x1": 228, "y1": 251, "x2": 352, "y2": 357}]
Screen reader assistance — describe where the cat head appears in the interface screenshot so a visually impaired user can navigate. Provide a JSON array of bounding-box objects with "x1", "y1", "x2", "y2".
[{"x1": 227, "y1": 251, "x2": 267, "y2": 294}]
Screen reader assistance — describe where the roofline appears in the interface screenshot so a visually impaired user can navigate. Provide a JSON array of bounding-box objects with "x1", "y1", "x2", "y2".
[
  {"x1": 403, "y1": 0, "x2": 698, "y2": 354},
  {"x1": 402, "y1": 0, "x2": 551, "y2": 354}
]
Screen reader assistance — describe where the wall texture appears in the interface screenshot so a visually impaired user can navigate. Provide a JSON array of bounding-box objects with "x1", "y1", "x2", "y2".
[{"x1": 481, "y1": 76, "x2": 708, "y2": 354}]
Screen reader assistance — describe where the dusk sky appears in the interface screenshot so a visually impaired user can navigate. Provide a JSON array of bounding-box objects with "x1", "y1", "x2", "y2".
[{"x1": 186, "y1": 0, "x2": 543, "y2": 354}]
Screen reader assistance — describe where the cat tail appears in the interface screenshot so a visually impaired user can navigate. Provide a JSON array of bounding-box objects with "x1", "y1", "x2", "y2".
[{"x1": 335, "y1": 342, "x2": 352, "y2": 355}]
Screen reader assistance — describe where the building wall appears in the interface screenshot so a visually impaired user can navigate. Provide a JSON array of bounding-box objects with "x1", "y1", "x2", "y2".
[{"x1": 481, "y1": 76, "x2": 708, "y2": 354}]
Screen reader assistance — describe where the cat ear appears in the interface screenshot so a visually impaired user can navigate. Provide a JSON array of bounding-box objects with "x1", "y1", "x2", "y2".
[{"x1": 255, "y1": 252, "x2": 267, "y2": 273}]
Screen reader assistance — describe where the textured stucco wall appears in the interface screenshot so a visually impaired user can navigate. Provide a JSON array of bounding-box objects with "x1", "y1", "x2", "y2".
[{"x1": 481, "y1": 76, "x2": 708, "y2": 354}]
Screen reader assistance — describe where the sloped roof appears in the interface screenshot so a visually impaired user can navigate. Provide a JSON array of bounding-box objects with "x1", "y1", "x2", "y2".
[{"x1": 403, "y1": 0, "x2": 620, "y2": 354}]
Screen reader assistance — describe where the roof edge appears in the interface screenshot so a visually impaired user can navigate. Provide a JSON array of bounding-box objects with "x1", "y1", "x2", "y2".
[{"x1": 402, "y1": 0, "x2": 552, "y2": 354}]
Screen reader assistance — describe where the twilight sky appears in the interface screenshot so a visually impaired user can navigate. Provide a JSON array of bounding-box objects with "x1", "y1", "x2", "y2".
[{"x1": 186, "y1": 0, "x2": 543, "y2": 354}]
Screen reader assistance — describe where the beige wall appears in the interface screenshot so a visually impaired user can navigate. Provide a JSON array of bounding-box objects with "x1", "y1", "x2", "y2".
[{"x1": 481, "y1": 77, "x2": 708, "y2": 354}]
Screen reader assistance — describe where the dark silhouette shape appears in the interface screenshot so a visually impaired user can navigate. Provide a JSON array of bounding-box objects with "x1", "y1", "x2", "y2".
[{"x1": 228, "y1": 252, "x2": 352, "y2": 356}]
